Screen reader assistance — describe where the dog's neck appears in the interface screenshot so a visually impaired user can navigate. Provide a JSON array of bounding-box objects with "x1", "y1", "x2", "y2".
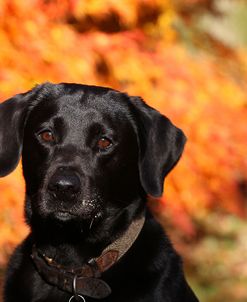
[{"x1": 31, "y1": 211, "x2": 146, "y2": 299}]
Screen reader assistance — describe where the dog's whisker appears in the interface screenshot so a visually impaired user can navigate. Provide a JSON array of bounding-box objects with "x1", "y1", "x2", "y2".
[{"x1": 89, "y1": 218, "x2": 94, "y2": 230}]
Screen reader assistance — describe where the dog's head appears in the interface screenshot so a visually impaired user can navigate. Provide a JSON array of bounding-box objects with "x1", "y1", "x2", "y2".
[{"x1": 0, "y1": 83, "x2": 186, "y2": 239}]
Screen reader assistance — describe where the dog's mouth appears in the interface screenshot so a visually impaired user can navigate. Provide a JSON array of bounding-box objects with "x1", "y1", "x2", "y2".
[
  {"x1": 55, "y1": 210, "x2": 77, "y2": 222},
  {"x1": 50, "y1": 198, "x2": 104, "y2": 223},
  {"x1": 54, "y1": 209, "x2": 102, "y2": 221}
]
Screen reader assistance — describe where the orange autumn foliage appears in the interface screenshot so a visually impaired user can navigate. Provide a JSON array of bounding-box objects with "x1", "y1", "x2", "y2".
[{"x1": 0, "y1": 0, "x2": 247, "y2": 262}]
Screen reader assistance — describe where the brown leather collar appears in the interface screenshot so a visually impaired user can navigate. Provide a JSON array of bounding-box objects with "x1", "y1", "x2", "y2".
[{"x1": 31, "y1": 212, "x2": 145, "y2": 300}]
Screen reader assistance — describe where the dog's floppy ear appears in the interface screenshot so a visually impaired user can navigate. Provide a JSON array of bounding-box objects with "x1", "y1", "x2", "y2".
[
  {"x1": 0, "y1": 84, "x2": 47, "y2": 177},
  {"x1": 130, "y1": 97, "x2": 186, "y2": 197}
]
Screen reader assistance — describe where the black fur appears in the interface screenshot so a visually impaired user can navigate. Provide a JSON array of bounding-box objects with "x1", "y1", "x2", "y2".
[{"x1": 0, "y1": 83, "x2": 199, "y2": 302}]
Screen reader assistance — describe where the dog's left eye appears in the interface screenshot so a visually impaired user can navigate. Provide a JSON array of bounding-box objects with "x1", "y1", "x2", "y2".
[
  {"x1": 39, "y1": 130, "x2": 55, "y2": 143},
  {"x1": 97, "y1": 137, "x2": 112, "y2": 150}
]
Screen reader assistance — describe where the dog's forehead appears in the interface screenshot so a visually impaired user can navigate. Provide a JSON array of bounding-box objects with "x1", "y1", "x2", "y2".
[
  {"x1": 28, "y1": 88, "x2": 133, "y2": 127},
  {"x1": 57, "y1": 91, "x2": 126, "y2": 118}
]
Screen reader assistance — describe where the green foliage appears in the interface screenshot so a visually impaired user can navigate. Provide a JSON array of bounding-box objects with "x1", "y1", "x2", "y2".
[{"x1": 200, "y1": 0, "x2": 247, "y2": 47}]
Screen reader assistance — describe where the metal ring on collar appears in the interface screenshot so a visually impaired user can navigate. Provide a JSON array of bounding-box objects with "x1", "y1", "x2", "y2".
[
  {"x1": 72, "y1": 274, "x2": 82, "y2": 302},
  {"x1": 69, "y1": 295, "x2": 86, "y2": 302},
  {"x1": 73, "y1": 275, "x2": 78, "y2": 297}
]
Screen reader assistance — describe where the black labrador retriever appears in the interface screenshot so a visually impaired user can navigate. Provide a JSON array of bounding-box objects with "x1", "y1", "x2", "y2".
[{"x1": 0, "y1": 83, "x2": 199, "y2": 302}]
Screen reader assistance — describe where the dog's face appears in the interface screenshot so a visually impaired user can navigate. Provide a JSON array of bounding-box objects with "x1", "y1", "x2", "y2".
[
  {"x1": 22, "y1": 86, "x2": 141, "y2": 226},
  {"x1": 0, "y1": 83, "x2": 186, "y2": 239}
]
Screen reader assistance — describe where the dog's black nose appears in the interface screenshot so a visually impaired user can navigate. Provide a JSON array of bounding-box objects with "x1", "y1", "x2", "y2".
[{"x1": 48, "y1": 170, "x2": 81, "y2": 198}]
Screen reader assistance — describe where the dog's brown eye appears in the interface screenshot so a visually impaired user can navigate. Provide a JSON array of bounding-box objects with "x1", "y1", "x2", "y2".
[
  {"x1": 97, "y1": 137, "x2": 112, "y2": 150},
  {"x1": 39, "y1": 131, "x2": 55, "y2": 142}
]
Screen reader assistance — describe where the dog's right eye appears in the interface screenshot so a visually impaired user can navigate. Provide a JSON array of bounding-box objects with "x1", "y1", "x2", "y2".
[{"x1": 39, "y1": 130, "x2": 55, "y2": 143}]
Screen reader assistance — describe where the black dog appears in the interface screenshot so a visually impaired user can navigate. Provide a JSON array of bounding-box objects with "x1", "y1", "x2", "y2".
[{"x1": 0, "y1": 83, "x2": 199, "y2": 302}]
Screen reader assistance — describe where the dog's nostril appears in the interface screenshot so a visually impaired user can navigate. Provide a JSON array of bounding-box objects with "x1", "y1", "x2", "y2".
[{"x1": 48, "y1": 173, "x2": 81, "y2": 195}]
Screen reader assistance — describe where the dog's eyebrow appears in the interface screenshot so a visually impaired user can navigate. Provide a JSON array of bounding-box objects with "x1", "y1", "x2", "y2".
[{"x1": 86, "y1": 122, "x2": 104, "y2": 135}]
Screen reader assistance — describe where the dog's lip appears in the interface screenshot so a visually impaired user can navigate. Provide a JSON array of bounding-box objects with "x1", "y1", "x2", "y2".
[
  {"x1": 54, "y1": 209, "x2": 102, "y2": 220},
  {"x1": 55, "y1": 210, "x2": 77, "y2": 221}
]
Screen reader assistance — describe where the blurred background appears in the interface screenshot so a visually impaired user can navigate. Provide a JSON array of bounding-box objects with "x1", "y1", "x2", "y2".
[{"x1": 0, "y1": 0, "x2": 247, "y2": 301}]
